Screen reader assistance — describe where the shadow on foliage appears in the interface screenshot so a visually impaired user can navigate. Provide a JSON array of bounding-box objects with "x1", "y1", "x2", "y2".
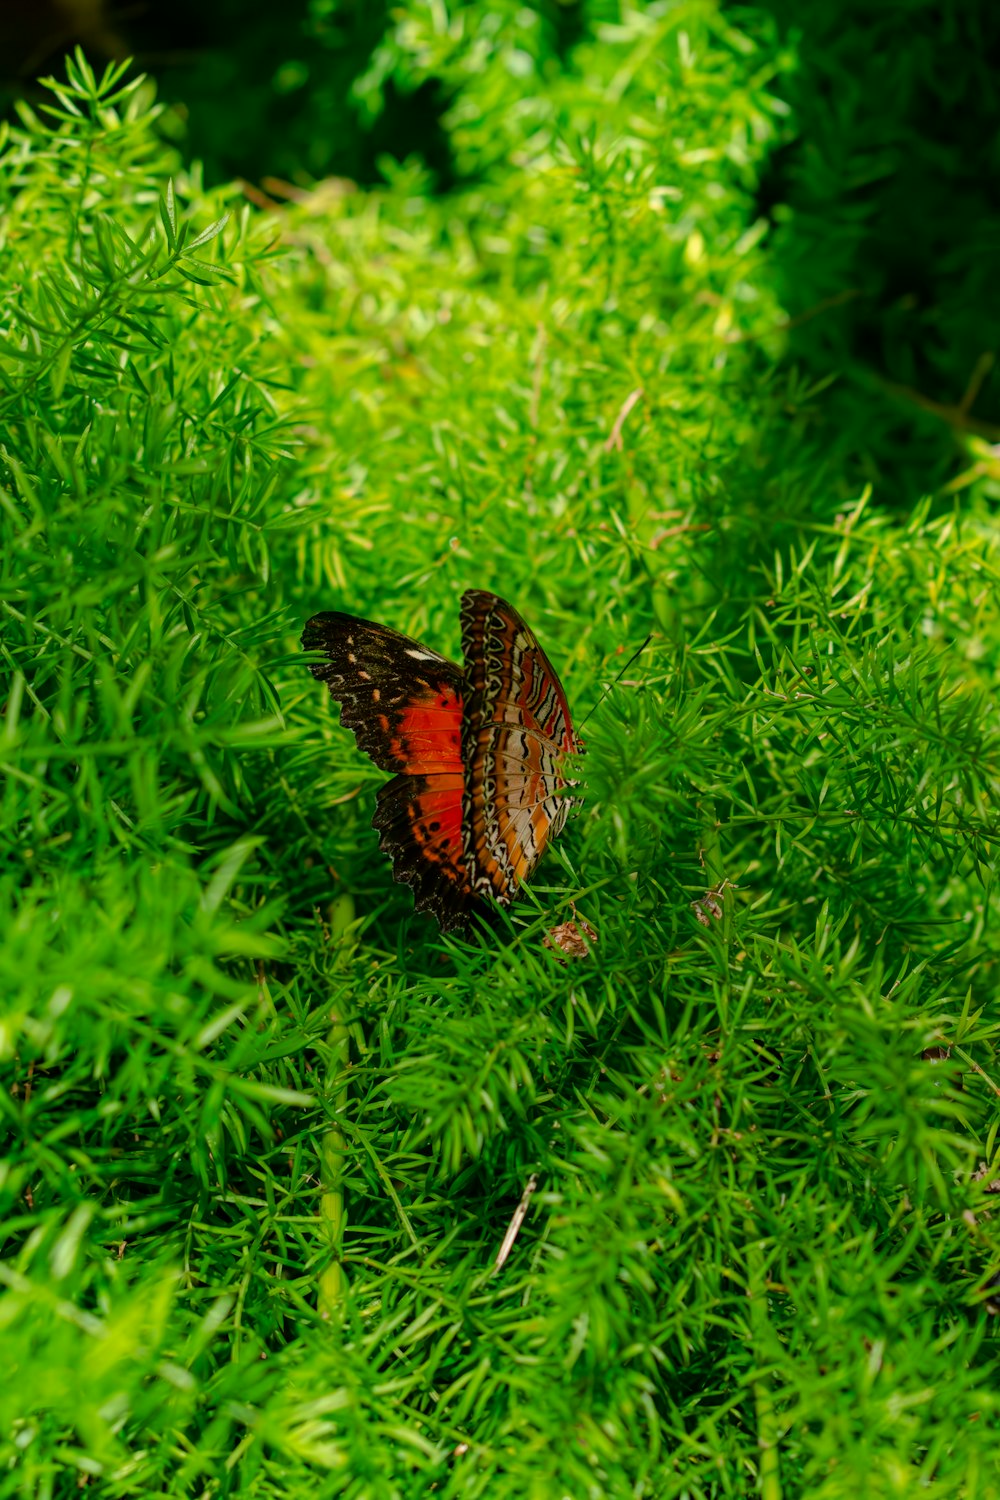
[
  {"x1": 743, "y1": 0, "x2": 1000, "y2": 506},
  {"x1": 0, "y1": 0, "x2": 586, "y2": 191}
]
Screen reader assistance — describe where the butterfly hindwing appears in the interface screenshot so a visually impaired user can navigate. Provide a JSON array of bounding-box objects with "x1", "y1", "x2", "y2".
[
  {"x1": 373, "y1": 772, "x2": 471, "y2": 931},
  {"x1": 302, "y1": 611, "x2": 473, "y2": 928},
  {"x1": 459, "y1": 590, "x2": 580, "y2": 906}
]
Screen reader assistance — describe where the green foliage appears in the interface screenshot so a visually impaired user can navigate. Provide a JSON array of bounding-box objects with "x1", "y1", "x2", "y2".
[
  {"x1": 754, "y1": 0, "x2": 1000, "y2": 502},
  {"x1": 2, "y1": 18, "x2": 999, "y2": 1500}
]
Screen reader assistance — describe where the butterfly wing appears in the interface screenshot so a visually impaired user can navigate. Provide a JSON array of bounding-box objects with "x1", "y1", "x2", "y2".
[
  {"x1": 302, "y1": 611, "x2": 473, "y2": 930},
  {"x1": 459, "y1": 590, "x2": 580, "y2": 906}
]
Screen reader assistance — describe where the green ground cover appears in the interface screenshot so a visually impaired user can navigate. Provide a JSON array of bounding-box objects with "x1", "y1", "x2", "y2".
[{"x1": 2, "y1": 6, "x2": 999, "y2": 1496}]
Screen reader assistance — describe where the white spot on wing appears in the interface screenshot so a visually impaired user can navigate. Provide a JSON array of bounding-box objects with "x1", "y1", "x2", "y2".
[{"x1": 405, "y1": 648, "x2": 438, "y2": 661}]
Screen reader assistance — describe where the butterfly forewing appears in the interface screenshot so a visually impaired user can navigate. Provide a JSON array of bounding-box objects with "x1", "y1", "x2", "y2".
[
  {"x1": 302, "y1": 611, "x2": 474, "y2": 929},
  {"x1": 302, "y1": 611, "x2": 464, "y2": 774},
  {"x1": 459, "y1": 590, "x2": 580, "y2": 906}
]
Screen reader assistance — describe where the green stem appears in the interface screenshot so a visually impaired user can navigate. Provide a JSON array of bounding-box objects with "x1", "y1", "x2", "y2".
[
  {"x1": 746, "y1": 1234, "x2": 782, "y2": 1500},
  {"x1": 698, "y1": 800, "x2": 734, "y2": 1041},
  {"x1": 317, "y1": 1018, "x2": 349, "y2": 1320},
  {"x1": 317, "y1": 893, "x2": 354, "y2": 1321}
]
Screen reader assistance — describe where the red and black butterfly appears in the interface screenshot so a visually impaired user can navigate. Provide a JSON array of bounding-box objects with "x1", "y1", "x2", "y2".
[{"x1": 301, "y1": 590, "x2": 581, "y2": 931}]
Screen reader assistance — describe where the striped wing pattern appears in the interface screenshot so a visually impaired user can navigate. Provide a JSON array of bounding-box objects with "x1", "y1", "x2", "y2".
[
  {"x1": 459, "y1": 590, "x2": 581, "y2": 906},
  {"x1": 302, "y1": 593, "x2": 578, "y2": 930}
]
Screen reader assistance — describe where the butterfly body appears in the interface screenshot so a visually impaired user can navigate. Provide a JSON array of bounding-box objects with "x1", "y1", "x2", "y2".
[{"x1": 302, "y1": 590, "x2": 579, "y2": 931}]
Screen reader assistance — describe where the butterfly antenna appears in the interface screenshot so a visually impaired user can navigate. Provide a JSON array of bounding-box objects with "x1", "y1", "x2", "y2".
[{"x1": 576, "y1": 632, "x2": 653, "y2": 733}]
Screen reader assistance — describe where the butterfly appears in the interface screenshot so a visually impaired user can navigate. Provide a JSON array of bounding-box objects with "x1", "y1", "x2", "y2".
[{"x1": 301, "y1": 590, "x2": 581, "y2": 932}]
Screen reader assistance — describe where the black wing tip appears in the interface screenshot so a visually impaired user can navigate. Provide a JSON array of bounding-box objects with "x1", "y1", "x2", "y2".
[
  {"x1": 461, "y1": 588, "x2": 516, "y2": 615},
  {"x1": 301, "y1": 611, "x2": 353, "y2": 650},
  {"x1": 375, "y1": 825, "x2": 474, "y2": 933}
]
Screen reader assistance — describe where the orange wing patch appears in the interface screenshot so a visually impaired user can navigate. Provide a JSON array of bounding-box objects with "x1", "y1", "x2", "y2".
[{"x1": 389, "y1": 691, "x2": 464, "y2": 775}]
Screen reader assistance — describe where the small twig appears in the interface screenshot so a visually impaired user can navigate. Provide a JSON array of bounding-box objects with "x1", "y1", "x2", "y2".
[
  {"x1": 493, "y1": 1174, "x2": 539, "y2": 1271},
  {"x1": 649, "y1": 522, "x2": 712, "y2": 549},
  {"x1": 953, "y1": 1045, "x2": 1000, "y2": 1100},
  {"x1": 604, "y1": 387, "x2": 643, "y2": 452},
  {"x1": 959, "y1": 352, "x2": 995, "y2": 416},
  {"x1": 576, "y1": 633, "x2": 653, "y2": 734},
  {"x1": 723, "y1": 288, "x2": 861, "y2": 346},
  {"x1": 238, "y1": 180, "x2": 283, "y2": 213},
  {"x1": 261, "y1": 176, "x2": 311, "y2": 203},
  {"x1": 880, "y1": 378, "x2": 1000, "y2": 442}
]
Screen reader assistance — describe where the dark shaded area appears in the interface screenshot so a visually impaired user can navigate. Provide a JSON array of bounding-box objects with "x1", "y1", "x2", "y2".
[
  {"x1": 125, "y1": 0, "x2": 462, "y2": 189},
  {"x1": 0, "y1": 0, "x2": 121, "y2": 82},
  {"x1": 0, "y1": 0, "x2": 452, "y2": 187},
  {"x1": 746, "y1": 0, "x2": 1000, "y2": 504},
  {"x1": 0, "y1": 0, "x2": 586, "y2": 190}
]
